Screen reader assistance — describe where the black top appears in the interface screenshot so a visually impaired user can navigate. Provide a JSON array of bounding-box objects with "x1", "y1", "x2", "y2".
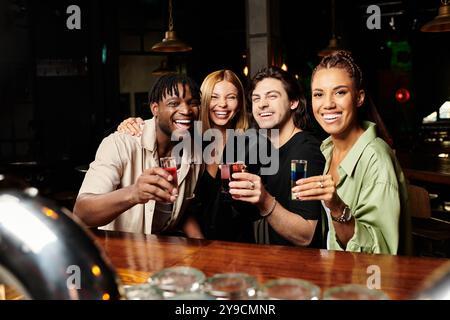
[
  {"x1": 189, "y1": 132, "x2": 274, "y2": 243},
  {"x1": 262, "y1": 131, "x2": 325, "y2": 247},
  {"x1": 192, "y1": 170, "x2": 258, "y2": 242}
]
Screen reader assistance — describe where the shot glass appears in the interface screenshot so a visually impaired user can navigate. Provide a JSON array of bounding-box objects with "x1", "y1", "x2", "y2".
[
  {"x1": 220, "y1": 164, "x2": 231, "y2": 193},
  {"x1": 229, "y1": 161, "x2": 247, "y2": 181},
  {"x1": 291, "y1": 160, "x2": 307, "y2": 200},
  {"x1": 259, "y1": 278, "x2": 321, "y2": 300},
  {"x1": 323, "y1": 284, "x2": 390, "y2": 300},
  {"x1": 203, "y1": 273, "x2": 258, "y2": 300},
  {"x1": 148, "y1": 266, "x2": 205, "y2": 299},
  {"x1": 160, "y1": 156, "x2": 178, "y2": 187}
]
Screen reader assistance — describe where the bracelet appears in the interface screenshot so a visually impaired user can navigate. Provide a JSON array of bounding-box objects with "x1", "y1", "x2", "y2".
[
  {"x1": 331, "y1": 205, "x2": 352, "y2": 223},
  {"x1": 260, "y1": 196, "x2": 277, "y2": 217}
]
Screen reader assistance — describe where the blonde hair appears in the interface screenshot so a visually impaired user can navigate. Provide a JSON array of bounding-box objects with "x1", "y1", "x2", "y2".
[{"x1": 199, "y1": 69, "x2": 249, "y2": 132}]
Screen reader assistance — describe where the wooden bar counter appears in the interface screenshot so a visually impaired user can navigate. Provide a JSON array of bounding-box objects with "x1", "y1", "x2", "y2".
[{"x1": 94, "y1": 230, "x2": 450, "y2": 300}]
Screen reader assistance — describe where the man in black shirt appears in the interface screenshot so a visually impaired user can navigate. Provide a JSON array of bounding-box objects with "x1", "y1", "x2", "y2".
[{"x1": 229, "y1": 67, "x2": 325, "y2": 247}]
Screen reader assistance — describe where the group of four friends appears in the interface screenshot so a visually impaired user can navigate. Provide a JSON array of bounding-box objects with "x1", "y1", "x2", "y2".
[{"x1": 73, "y1": 51, "x2": 411, "y2": 256}]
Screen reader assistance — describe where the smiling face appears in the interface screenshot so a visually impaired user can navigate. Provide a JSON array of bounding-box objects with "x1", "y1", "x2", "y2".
[
  {"x1": 311, "y1": 68, "x2": 365, "y2": 139},
  {"x1": 251, "y1": 77, "x2": 298, "y2": 130},
  {"x1": 151, "y1": 83, "x2": 200, "y2": 140},
  {"x1": 208, "y1": 80, "x2": 240, "y2": 129}
]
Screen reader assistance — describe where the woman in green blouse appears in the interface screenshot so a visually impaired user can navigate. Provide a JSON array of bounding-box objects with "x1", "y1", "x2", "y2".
[{"x1": 292, "y1": 51, "x2": 411, "y2": 255}]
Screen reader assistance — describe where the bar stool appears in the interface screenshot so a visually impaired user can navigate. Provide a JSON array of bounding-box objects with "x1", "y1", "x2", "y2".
[{"x1": 409, "y1": 185, "x2": 450, "y2": 257}]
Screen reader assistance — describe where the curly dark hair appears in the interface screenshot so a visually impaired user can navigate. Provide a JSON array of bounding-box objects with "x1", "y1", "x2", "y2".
[{"x1": 149, "y1": 74, "x2": 201, "y2": 104}]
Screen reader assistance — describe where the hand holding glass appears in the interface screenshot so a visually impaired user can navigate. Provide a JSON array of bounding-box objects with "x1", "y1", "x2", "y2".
[{"x1": 221, "y1": 161, "x2": 246, "y2": 193}]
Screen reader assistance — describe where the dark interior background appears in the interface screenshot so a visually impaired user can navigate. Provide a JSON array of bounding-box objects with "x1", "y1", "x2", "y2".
[{"x1": 1, "y1": 0, "x2": 449, "y2": 210}]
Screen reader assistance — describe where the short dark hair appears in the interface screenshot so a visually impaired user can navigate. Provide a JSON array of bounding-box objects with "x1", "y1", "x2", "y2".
[
  {"x1": 149, "y1": 74, "x2": 201, "y2": 104},
  {"x1": 249, "y1": 66, "x2": 311, "y2": 130}
]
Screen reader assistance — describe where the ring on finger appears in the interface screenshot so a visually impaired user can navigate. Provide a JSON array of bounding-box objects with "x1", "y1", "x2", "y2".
[
  {"x1": 319, "y1": 181, "x2": 324, "y2": 188},
  {"x1": 249, "y1": 181, "x2": 255, "y2": 190}
]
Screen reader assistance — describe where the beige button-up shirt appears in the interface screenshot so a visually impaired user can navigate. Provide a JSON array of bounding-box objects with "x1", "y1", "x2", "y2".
[{"x1": 78, "y1": 118, "x2": 201, "y2": 234}]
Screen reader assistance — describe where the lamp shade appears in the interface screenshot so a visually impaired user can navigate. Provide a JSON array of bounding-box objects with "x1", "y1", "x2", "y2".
[
  {"x1": 421, "y1": 2, "x2": 450, "y2": 32},
  {"x1": 151, "y1": 0, "x2": 192, "y2": 53},
  {"x1": 151, "y1": 31, "x2": 192, "y2": 53}
]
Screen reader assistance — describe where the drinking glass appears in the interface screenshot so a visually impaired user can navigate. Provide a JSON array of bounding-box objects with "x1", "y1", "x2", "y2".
[
  {"x1": 160, "y1": 156, "x2": 178, "y2": 186},
  {"x1": 291, "y1": 160, "x2": 307, "y2": 200},
  {"x1": 323, "y1": 284, "x2": 390, "y2": 300},
  {"x1": 229, "y1": 161, "x2": 247, "y2": 181},
  {"x1": 167, "y1": 292, "x2": 215, "y2": 300},
  {"x1": 221, "y1": 161, "x2": 247, "y2": 194},
  {"x1": 122, "y1": 283, "x2": 163, "y2": 300},
  {"x1": 148, "y1": 266, "x2": 205, "y2": 299},
  {"x1": 259, "y1": 278, "x2": 321, "y2": 300},
  {"x1": 203, "y1": 273, "x2": 258, "y2": 300},
  {"x1": 220, "y1": 164, "x2": 231, "y2": 193}
]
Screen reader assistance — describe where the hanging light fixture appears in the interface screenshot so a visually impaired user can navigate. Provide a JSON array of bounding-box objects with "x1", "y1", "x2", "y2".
[
  {"x1": 151, "y1": 59, "x2": 177, "y2": 76},
  {"x1": 243, "y1": 66, "x2": 249, "y2": 77},
  {"x1": 421, "y1": 0, "x2": 450, "y2": 32},
  {"x1": 318, "y1": 0, "x2": 342, "y2": 57},
  {"x1": 151, "y1": 0, "x2": 192, "y2": 52}
]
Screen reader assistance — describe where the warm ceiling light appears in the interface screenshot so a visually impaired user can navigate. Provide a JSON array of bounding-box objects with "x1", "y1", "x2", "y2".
[
  {"x1": 151, "y1": 0, "x2": 192, "y2": 52},
  {"x1": 243, "y1": 66, "x2": 249, "y2": 77},
  {"x1": 421, "y1": 0, "x2": 450, "y2": 32},
  {"x1": 281, "y1": 63, "x2": 288, "y2": 71}
]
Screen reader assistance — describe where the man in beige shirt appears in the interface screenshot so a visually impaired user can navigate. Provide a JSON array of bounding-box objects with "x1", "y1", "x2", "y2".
[{"x1": 74, "y1": 75, "x2": 202, "y2": 236}]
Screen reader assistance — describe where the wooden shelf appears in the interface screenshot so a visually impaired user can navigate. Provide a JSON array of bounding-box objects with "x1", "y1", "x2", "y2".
[{"x1": 404, "y1": 168, "x2": 450, "y2": 186}]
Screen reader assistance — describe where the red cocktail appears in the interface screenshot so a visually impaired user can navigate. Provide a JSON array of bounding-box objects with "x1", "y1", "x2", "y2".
[{"x1": 160, "y1": 157, "x2": 178, "y2": 186}]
